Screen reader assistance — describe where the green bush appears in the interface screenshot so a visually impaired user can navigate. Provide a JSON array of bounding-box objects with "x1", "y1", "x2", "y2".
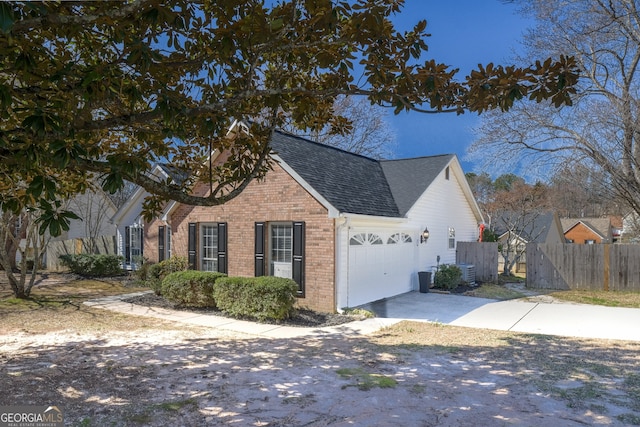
[
  {"x1": 132, "y1": 256, "x2": 150, "y2": 280},
  {"x1": 434, "y1": 264, "x2": 462, "y2": 290},
  {"x1": 161, "y1": 270, "x2": 226, "y2": 307},
  {"x1": 59, "y1": 254, "x2": 124, "y2": 277},
  {"x1": 214, "y1": 276, "x2": 298, "y2": 321},
  {"x1": 145, "y1": 256, "x2": 189, "y2": 295}
]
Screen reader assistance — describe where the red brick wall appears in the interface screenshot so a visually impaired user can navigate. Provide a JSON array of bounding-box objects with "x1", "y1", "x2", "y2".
[
  {"x1": 146, "y1": 163, "x2": 336, "y2": 313},
  {"x1": 565, "y1": 223, "x2": 602, "y2": 244}
]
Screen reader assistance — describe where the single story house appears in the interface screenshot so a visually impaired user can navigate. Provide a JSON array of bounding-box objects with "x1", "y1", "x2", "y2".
[
  {"x1": 115, "y1": 124, "x2": 484, "y2": 312},
  {"x1": 561, "y1": 217, "x2": 614, "y2": 244}
]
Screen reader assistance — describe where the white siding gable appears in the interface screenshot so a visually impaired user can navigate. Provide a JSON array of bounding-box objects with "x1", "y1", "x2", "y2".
[{"x1": 406, "y1": 160, "x2": 481, "y2": 270}]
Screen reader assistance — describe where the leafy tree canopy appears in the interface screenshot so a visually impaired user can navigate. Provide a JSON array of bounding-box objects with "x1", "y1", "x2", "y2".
[{"x1": 0, "y1": 0, "x2": 579, "y2": 233}]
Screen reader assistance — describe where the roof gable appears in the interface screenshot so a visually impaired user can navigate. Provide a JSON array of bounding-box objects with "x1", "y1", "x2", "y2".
[
  {"x1": 561, "y1": 217, "x2": 611, "y2": 239},
  {"x1": 111, "y1": 164, "x2": 172, "y2": 224},
  {"x1": 380, "y1": 155, "x2": 455, "y2": 216}
]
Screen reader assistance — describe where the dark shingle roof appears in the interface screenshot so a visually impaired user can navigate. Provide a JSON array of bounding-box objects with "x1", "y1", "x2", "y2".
[
  {"x1": 495, "y1": 211, "x2": 557, "y2": 243},
  {"x1": 269, "y1": 130, "x2": 452, "y2": 217},
  {"x1": 157, "y1": 163, "x2": 190, "y2": 186}
]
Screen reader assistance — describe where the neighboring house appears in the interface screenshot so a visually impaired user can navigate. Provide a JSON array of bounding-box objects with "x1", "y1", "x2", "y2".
[
  {"x1": 561, "y1": 217, "x2": 613, "y2": 244},
  {"x1": 58, "y1": 188, "x2": 118, "y2": 242},
  {"x1": 21, "y1": 188, "x2": 118, "y2": 270},
  {"x1": 610, "y1": 215, "x2": 623, "y2": 242},
  {"x1": 495, "y1": 211, "x2": 565, "y2": 274},
  {"x1": 122, "y1": 124, "x2": 483, "y2": 313},
  {"x1": 111, "y1": 164, "x2": 188, "y2": 270}
]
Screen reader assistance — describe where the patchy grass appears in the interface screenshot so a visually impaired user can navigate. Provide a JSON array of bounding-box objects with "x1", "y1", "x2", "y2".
[
  {"x1": 370, "y1": 320, "x2": 640, "y2": 417},
  {"x1": 155, "y1": 398, "x2": 199, "y2": 412},
  {"x1": 465, "y1": 283, "x2": 526, "y2": 300},
  {"x1": 372, "y1": 321, "x2": 514, "y2": 349},
  {"x1": 547, "y1": 289, "x2": 640, "y2": 308},
  {"x1": 336, "y1": 367, "x2": 397, "y2": 390},
  {"x1": 341, "y1": 307, "x2": 375, "y2": 318},
  {"x1": 497, "y1": 274, "x2": 525, "y2": 285},
  {"x1": 0, "y1": 274, "x2": 179, "y2": 335}
]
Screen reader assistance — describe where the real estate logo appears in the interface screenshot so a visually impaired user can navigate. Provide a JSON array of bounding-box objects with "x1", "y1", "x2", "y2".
[{"x1": 0, "y1": 406, "x2": 63, "y2": 427}]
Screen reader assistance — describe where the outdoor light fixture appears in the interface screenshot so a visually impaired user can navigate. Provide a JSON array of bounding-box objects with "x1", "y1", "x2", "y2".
[{"x1": 420, "y1": 227, "x2": 430, "y2": 243}]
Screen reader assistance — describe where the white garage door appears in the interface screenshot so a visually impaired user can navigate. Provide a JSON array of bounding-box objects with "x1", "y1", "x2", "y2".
[{"x1": 347, "y1": 231, "x2": 416, "y2": 307}]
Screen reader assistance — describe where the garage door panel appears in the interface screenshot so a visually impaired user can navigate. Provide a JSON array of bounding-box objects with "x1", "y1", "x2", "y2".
[{"x1": 347, "y1": 231, "x2": 415, "y2": 307}]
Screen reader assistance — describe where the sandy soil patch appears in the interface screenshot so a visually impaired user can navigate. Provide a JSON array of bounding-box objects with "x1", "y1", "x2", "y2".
[{"x1": 1, "y1": 274, "x2": 639, "y2": 426}]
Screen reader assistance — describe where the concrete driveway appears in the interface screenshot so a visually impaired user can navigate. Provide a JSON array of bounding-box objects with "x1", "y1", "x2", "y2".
[{"x1": 358, "y1": 291, "x2": 640, "y2": 342}]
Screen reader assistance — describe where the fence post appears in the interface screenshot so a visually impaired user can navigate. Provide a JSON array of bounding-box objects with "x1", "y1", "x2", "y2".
[{"x1": 603, "y1": 244, "x2": 610, "y2": 291}]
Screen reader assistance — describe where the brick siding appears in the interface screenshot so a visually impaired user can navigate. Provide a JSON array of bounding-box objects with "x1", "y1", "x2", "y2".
[
  {"x1": 145, "y1": 162, "x2": 336, "y2": 313},
  {"x1": 565, "y1": 223, "x2": 602, "y2": 244}
]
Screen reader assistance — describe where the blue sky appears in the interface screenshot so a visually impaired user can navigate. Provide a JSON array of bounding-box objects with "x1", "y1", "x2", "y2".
[{"x1": 385, "y1": 1, "x2": 533, "y2": 172}]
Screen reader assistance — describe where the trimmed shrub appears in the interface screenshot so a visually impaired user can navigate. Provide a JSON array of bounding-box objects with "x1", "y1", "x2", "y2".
[
  {"x1": 161, "y1": 270, "x2": 226, "y2": 307},
  {"x1": 214, "y1": 276, "x2": 298, "y2": 321},
  {"x1": 59, "y1": 254, "x2": 124, "y2": 277},
  {"x1": 145, "y1": 256, "x2": 189, "y2": 295},
  {"x1": 434, "y1": 264, "x2": 462, "y2": 290}
]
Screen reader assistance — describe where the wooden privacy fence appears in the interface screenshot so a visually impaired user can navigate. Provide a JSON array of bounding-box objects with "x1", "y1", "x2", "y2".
[
  {"x1": 46, "y1": 235, "x2": 117, "y2": 271},
  {"x1": 526, "y1": 243, "x2": 640, "y2": 291},
  {"x1": 456, "y1": 241, "x2": 499, "y2": 283}
]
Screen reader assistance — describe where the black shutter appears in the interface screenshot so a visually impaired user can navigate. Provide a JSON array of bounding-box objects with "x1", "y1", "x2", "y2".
[
  {"x1": 139, "y1": 227, "x2": 144, "y2": 256},
  {"x1": 188, "y1": 223, "x2": 197, "y2": 270},
  {"x1": 255, "y1": 222, "x2": 265, "y2": 277},
  {"x1": 292, "y1": 221, "x2": 305, "y2": 297},
  {"x1": 217, "y1": 222, "x2": 227, "y2": 274},
  {"x1": 158, "y1": 226, "x2": 165, "y2": 262},
  {"x1": 124, "y1": 226, "x2": 131, "y2": 263}
]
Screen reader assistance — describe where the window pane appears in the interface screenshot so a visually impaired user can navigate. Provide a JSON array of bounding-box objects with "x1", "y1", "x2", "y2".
[
  {"x1": 201, "y1": 224, "x2": 218, "y2": 271},
  {"x1": 130, "y1": 226, "x2": 142, "y2": 257},
  {"x1": 271, "y1": 224, "x2": 292, "y2": 277}
]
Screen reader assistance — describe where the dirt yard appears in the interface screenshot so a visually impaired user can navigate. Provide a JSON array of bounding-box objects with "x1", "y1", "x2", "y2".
[{"x1": 1, "y1": 275, "x2": 639, "y2": 426}]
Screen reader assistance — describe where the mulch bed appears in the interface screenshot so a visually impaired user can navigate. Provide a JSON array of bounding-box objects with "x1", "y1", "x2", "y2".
[{"x1": 124, "y1": 293, "x2": 360, "y2": 328}]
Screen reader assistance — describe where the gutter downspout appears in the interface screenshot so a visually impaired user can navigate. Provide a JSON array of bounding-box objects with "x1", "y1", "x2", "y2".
[{"x1": 336, "y1": 215, "x2": 350, "y2": 313}]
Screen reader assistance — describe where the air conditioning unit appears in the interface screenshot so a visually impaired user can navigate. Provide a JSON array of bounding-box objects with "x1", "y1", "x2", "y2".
[
  {"x1": 272, "y1": 262, "x2": 292, "y2": 279},
  {"x1": 456, "y1": 264, "x2": 476, "y2": 284}
]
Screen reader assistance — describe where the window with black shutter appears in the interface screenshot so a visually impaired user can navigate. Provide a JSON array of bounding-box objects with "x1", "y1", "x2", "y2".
[{"x1": 260, "y1": 221, "x2": 305, "y2": 297}]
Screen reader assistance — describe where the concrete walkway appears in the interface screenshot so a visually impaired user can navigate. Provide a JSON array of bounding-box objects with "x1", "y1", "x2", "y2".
[
  {"x1": 84, "y1": 292, "x2": 399, "y2": 338},
  {"x1": 85, "y1": 291, "x2": 640, "y2": 342}
]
